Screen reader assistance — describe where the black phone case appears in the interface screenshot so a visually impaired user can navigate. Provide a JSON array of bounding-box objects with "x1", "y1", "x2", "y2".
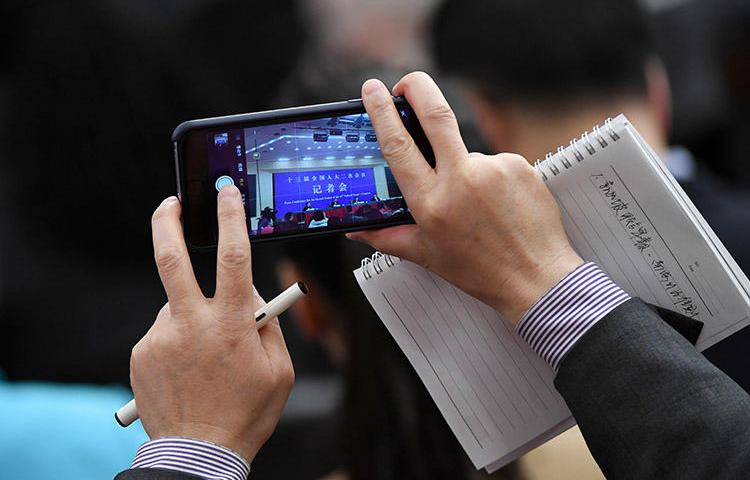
[{"x1": 173, "y1": 97, "x2": 430, "y2": 249}]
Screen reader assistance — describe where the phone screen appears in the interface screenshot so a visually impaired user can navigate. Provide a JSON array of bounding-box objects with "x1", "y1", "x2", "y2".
[{"x1": 204, "y1": 109, "x2": 417, "y2": 240}]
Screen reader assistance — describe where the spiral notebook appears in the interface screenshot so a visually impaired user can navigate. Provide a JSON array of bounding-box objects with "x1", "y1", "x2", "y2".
[{"x1": 353, "y1": 114, "x2": 750, "y2": 472}]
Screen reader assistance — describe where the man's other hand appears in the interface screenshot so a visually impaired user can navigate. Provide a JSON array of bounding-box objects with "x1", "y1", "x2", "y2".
[
  {"x1": 130, "y1": 185, "x2": 294, "y2": 464},
  {"x1": 349, "y1": 72, "x2": 583, "y2": 324}
]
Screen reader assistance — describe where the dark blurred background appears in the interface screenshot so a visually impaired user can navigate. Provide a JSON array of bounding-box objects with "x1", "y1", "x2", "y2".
[{"x1": 0, "y1": 0, "x2": 747, "y2": 479}]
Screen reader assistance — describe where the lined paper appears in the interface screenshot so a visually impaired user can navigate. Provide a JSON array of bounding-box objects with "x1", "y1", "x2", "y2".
[
  {"x1": 354, "y1": 261, "x2": 573, "y2": 469},
  {"x1": 547, "y1": 123, "x2": 750, "y2": 350}
]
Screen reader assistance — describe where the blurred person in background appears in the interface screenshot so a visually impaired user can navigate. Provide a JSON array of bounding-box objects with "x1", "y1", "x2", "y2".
[
  {"x1": 0, "y1": 0, "x2": 313, "y2": 477},
  {"x1": 281, "y1": 0, "x2": 485, "y2": 150},
  {"x1": 0, "y1": 2, "x2": 190, "y2": 476},
  {"x1": 649, "y1": 0, "x2": 750, "y2": 188},
  {"x1": 0, "y1": 0, "x2": 304, "y2": 387},
  {"x1": 713, "y1": 0, "x2": 750, "y2": 187},
  {"x1": 432, "y1": 0, "x2": 750, "y2": 393}
]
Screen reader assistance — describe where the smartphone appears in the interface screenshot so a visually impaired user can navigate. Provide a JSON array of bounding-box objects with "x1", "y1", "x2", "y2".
[{"x1": 173, "y1": 97, "x2": 434, "y2": 249}]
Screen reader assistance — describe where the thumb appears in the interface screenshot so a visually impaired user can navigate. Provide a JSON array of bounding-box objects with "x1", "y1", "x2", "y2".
[{"x1": 346, "y1": 224, "x2": 423, "y2": 263}]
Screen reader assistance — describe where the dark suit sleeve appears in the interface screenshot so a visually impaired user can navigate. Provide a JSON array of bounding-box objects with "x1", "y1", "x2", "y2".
[
  {"x1": 115, "y1": 468, "x2": 206, "y2": 480},
  {"x1": 555, "y1": 298, "x2": 750, "y2": 479}
]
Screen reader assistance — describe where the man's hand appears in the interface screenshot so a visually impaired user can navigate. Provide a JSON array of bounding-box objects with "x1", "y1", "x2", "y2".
[
  {"x1": 130, "y1": 185, "x2": 294, "y2": 464},
  {"x1": 349, "y1": 72, "x2": 583, "y2": 323}
]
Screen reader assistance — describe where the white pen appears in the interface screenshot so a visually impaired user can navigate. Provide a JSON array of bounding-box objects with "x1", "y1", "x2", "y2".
[{"x1": 115, "y1": 281, "x2": 308, "y2": 427}]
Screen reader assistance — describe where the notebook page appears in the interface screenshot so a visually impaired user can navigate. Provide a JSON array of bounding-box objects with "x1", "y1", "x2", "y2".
[
  {"x1": 545, "y1": 118, "x2": 750, "y2": 350},
  {"x1": 354, "y1": 261, "x2": 573, "y2": 469},
  {"x1": 629, "y1": 128, "x2": 750, "y2": 302}
]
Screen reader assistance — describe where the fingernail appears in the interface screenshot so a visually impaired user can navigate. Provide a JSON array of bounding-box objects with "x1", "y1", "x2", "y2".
[
  {"x1": 219, "y1": 184, "x2": 240, "y2": 199},
  {"x1": 160, "y1": 196, "x2": 178, "y2": 206},
  {"x1": 362, "y1": 79, "x2": 383, "y2": 96}
]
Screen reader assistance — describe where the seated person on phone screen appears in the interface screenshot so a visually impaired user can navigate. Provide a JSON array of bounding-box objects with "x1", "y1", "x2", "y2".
[{"x1": 308, "y1": 210, "x2": 329, "y2": 228}]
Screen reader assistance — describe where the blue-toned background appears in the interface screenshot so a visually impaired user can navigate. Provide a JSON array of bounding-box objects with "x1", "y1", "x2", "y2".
[
  {"x1": 273, "y1": 167, "x2": 376, "y2": 217},
  {"x1": 0, "y1": 374, "x2": 148, "y2": 479}
]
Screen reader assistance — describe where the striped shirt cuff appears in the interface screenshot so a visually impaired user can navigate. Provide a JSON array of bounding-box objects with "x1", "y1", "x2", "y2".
[
  {"x1": 516, "y1": 262, "x2": 630, "y2": 371},
  {"x1": 131, "y1": 437, "x2": 250, "y2": 480}
]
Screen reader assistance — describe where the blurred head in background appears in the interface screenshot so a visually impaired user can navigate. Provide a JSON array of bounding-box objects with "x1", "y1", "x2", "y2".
[
  {"x1": 299, "y1": 0, "x2": 438, "y2": 70},
  {"x1": 432, "y1": 0, "x2": 669, "y2": 161}
]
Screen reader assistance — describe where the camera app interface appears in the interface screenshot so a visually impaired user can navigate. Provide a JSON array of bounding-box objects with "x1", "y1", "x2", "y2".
[{"x1": 206, "y1": 111, "x2": 410, "y2": 237}]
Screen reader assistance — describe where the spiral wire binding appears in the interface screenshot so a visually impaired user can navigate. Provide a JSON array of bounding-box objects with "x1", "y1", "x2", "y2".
[
  {"x1": 360, "y1": 251, "x2": 401, "y2": 280},
  {"x1": 534, "y1": 117, "x2": 620, "y2": 181}
]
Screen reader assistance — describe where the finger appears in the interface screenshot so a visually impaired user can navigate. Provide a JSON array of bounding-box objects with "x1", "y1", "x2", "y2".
[
  {"x1": 215, "y1": 185, "x2": 253, "y2": 311},
  {"x1": 393, "y1": 72, "x2": 467, "y2": 170},
  {"x1": 346, "y1": 224, "x2": 423, "y2": 264},
  {"x1": 151, "y1": 197, "x2": 203, "y2": 313},
  {"x1": 362, "y1": 78, "x2": 434, "y2": 200}
]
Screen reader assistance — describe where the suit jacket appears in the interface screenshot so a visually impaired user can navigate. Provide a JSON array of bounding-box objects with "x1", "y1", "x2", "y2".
[
  {"x1": 678, "y1": 166, "x2": 750, "y2": 391},
  {"x1": 556, "y1": 298, "x2": 750, "y2": 479}
]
